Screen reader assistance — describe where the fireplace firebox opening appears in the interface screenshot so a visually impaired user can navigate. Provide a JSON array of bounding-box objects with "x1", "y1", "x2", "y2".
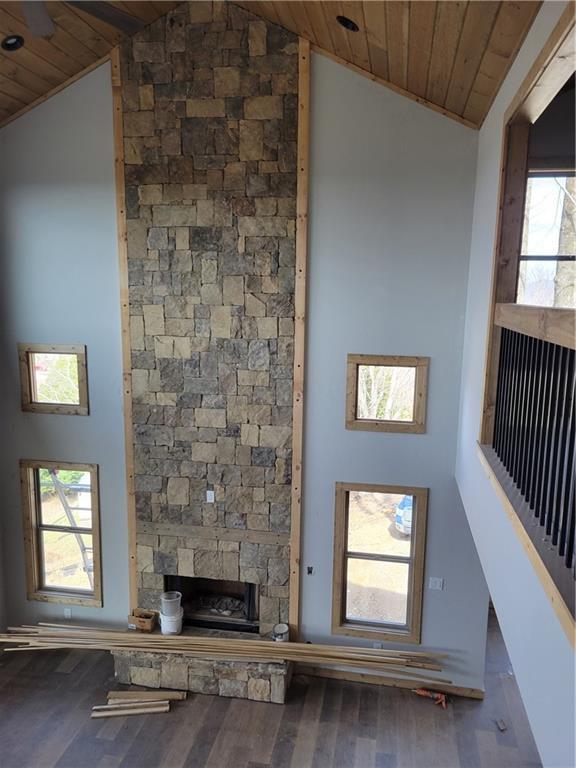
[{"x1": 164, "y1": 575, "x2": 259, "y2": 633}]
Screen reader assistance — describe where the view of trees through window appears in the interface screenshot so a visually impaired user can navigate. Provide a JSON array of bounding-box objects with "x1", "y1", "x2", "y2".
[
  {"x1": 30, "y1": 352, "x2": 80, "y2": 405},
  {"x1": 356, "y1": 364, "x2": 416, "y2": 422},
  {"x1": 517, "y1": 175, "x2": 575, "y2": 308}
]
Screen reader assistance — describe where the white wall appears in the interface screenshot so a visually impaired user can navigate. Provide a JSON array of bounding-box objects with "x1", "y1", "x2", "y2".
[
  {"x1": 302, "y1": 53, "x2": 489, "y2": 691},
  {"x1": 0, "y1": 63, "x2": 129, "y2": 626},
  {"x1": 455, "y1": 3, "x2": 575, "y2": 766}
]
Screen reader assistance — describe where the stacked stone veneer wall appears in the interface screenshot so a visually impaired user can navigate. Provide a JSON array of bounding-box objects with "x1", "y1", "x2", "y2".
[{"x1": 120, "y1": 1, "x2": 298, "y2": 634}]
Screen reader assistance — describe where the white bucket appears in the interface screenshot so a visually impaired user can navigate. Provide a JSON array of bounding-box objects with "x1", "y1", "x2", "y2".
[
  {"x1": 273, "y1": 622, "x2": 289, "y2": 642},
  {"x1": 160, "y1": 590, "x2": 182, "y2": 616},
  {"x1": 160, "y1": 607, "x2": 183, "y2": 635}
]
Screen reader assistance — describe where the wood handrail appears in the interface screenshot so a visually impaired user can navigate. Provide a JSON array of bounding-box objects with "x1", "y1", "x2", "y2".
[{"x1": 494, "y1": 303, "x2": 575, "y2": 350}]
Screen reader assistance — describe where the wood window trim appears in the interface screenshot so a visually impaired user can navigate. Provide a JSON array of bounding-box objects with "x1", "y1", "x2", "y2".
[
  {"x1": 18, "y1": 343, "x2": 89, "y2": 416},
  {"x1": 332, "y1": 482, "x2": 428, "y2": 645},
  {"x1": 345, "y1": 355, "x2": 429, "y2": 434},
  {"x1": 20, "y1": 460, "x2": 103, "y2": 607}
]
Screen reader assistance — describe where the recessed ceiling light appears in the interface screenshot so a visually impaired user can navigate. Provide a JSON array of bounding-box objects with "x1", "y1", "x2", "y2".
[
  {"x1": 336, "y1": 15, "x2": 360, "y2": 33},
  {"x1": 1, "y1": 34, "x2": 24, "y2": 51}
]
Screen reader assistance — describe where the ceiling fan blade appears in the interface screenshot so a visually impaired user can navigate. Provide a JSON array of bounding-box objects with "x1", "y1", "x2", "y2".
[
  {"x1": 21, "y1": 1, "x2": 55, "y2": 38},
  {"x1": 66, "y1": 2, "x2": 145, "y2": 35}
]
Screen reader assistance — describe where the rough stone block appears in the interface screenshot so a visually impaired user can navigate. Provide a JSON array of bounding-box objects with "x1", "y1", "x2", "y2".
[
  {"x1": 244, "y1": 95, "x2": 283, "y2": 119},
  {"x1": 219, "y1": 679, "x2": 247, "y2": 698},
  {"x1": 167, "y1": 477, "x2": 189, "y2": 505},
  {"x1": 248, "y1": 678, "x2": 271, "y2": 702},
  {"x1": 130, "y1": 666, "x2": 160, "y2": 688},
  {"x1": 143, "y1": 305, "x2": 165, "y2": 336},
  {"x1": 160, "y1": 663, "x2": 189, "y2": 690},
  {"x1": 186, "y1": 98, "x2": 226, "y2": 117},
  {"x1": 195, "y1": 408, "x2": 227, "y2": 428}
]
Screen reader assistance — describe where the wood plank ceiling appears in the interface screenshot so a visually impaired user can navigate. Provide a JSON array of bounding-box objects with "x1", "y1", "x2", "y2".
[
  {"x1": 0, "y1": 1, "x2": 541, "y2": 129},
  {"x1": 0, "y1": 1, "x2": 179, "y2": 125},
  {"x1": 237, "y1": 1, "x2": 542, "y2": 127}
]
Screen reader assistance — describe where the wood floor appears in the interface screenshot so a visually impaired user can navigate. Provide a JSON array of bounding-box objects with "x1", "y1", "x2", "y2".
[{"x1": 0, "y1": 612, "x2": 540, "y2": 768}]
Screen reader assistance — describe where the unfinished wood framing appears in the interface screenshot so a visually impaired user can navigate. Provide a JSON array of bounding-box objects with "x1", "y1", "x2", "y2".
[
  {"x1": 110, "y1": 46, "x2": 138, "y2": 613},
  {"x1": 20, "y1": 460, "x2": 102, "y2": 607},
  {"x1": 288, "y1": 37, "x2": 310, "y2": 640},
  {"x1": 18, "y1": 342, "x2": 89, "y2": 416},
  {"x1": 346, "y1": 354, "x2": 429, "y2": 434},
  {"x1": 331, "y1": 482, "x2": 428, "y2": 645},
  {"x1": 480, "y1": 9, "x2": 576, "y2": 445}
]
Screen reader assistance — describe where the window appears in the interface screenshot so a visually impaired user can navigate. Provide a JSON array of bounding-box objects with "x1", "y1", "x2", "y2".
[
  {"x1": 517, "y1": 174, "x2": 575, "y2": 308},
  {"x1": 18, "y1": 344, "x2": 89, "y2": 415},
  {"x1": 332, "y1": 482, "x2": 427, "y2": 643},
  {"x1": 346, "y1": 355, "x2": 429, "y2": 433},
  {"x1": 20, "y1": 460, "x2": 102, "y2": 606}
]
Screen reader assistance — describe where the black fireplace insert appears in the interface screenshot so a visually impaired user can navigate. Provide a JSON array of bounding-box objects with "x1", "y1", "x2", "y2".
[{"x1": 164, "y1": 575, "x2": 259, "y2": 633}]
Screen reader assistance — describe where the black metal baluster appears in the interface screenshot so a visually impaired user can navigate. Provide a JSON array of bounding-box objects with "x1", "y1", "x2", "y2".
[
  {"x1": 493, "y1": 329, "x2": 508, "y2": 455},
  {"x1": 503, "y1": 332, "x2": 520, "y2": 473},
  {"x1": 553, "y1": 351, "x2": 575, "y2": 547},
  {"x1": 532, "y1": 342, "x2": 553, "y2": 519},
  {"x1": 521, "y1": 336, "x2": 539, "y2": 498},
  {"x1": 538, "y1": 345, "x2": 561, "y2": 528},
  {"x1": 513, "y1": 334, "x2": 530, "y2": 488},
  {"x1": 546, "y1": 347, "x2": 570, "y2": 537},
  {"x1": 526, "y1": 338, "x2": 544, "y2": 508}
]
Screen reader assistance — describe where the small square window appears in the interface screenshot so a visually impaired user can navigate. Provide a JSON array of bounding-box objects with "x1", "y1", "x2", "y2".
[
  {"x1": 20, "y1": 460, "x2": 102, "y2": 606},
  {"x1": 18, "y1": 344, "x2": 89, "y2": 415},
  {"x1": 346, "y1": 355, "x2": 429, "y2": 433}
]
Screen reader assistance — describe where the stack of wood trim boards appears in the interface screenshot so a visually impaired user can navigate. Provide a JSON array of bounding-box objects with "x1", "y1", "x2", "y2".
[
  {"x1": 0, "y1": 623, "x2": 450, "y2": 683},
  {"x1": 92, "y1": 690, "x2": 186, "y2": 719}
]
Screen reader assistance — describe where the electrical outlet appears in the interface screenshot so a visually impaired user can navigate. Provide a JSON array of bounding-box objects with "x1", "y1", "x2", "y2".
[
  {"x1": 64, "y1": 608, "x2": 72, "y2": 619},
  {"x1": 428, "y1": 577, "x2": 444, "y2": 591},
  {"x1": 206, "y1": 489, "x2": 215, "y2": 503},
  {"x1": 307, "y1": 566, "x2": 313, "y2": 575},
  {"x1": 372, "y1": 641, "x2": 383, "y2": 649}
]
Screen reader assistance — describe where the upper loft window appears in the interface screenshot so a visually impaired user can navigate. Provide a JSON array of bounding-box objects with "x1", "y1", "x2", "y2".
[
  {"x1": 19, "y1": 344, "x2": 89, "y2": 415},
  {"x1": 517, "y1": 174, "x2": 575, "y2": 308},
  {"x1": 346, "y1": 355, "x2": 429, "y2": 433}
]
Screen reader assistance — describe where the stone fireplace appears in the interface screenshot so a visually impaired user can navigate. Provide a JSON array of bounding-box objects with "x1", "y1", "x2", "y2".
[
  {"x1": 164, "y1": 575, "x2": 259, "y2": 632},
  {"x1": 115, "y1": 1, "x2": 298, "y2": 700}
]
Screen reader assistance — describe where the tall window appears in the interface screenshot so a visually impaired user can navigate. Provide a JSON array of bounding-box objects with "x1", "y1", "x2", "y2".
[
  {"x1": 332, "y1": 482, "x2": 427, "y2": 644},
  {"x1": 517, "y1": 174, "x2": 575, "y2": 308},
  {"x1": 21, "y1": 461, "x2": 102, "y2": 606},
  {"x1": 18, "y1": 343, "x2": 89, "y2": 415}
]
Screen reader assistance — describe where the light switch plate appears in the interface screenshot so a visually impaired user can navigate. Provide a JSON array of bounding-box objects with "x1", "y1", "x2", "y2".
[
  {"x1": 206, "y1": 489, "x2": 215, "y2": 503},
  {"x1": 428, "y1": 577, "x2": 444, "y2": 591}
]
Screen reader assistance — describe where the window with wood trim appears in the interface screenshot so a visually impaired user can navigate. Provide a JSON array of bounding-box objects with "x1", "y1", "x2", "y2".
[
  {"x1": 346, "y1": 355, "x2": 429, "y2": 433},
  {"x1": 332, "y1": 482, "x2": 428, "y2": 644},
  {"x1": 20, "y1": 460, "x2": 102, "y2": 606},
  {"x1": 18, "y1": 344, "x2": 89, "y2": 415}
]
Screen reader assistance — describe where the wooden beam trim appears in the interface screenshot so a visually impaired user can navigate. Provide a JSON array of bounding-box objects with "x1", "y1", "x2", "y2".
[
  {"x1": 110, "y1": 46, "x2": 138, "y2": 613},
  {"x1": 288, "y1": 36, "x2": 310, "y2": 641},
  {"x1": 311, "y1": 44, "x2": 478, "y2": 130},
  {"x1": 494, "y1": 303, "x2": 576, "y2": 350}
]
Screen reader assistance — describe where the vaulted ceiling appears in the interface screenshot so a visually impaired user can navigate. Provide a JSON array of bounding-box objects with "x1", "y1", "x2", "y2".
[
  {"x1": 237, "y1": 1, "x2": 542, "y2": 127},
  {"x1": 0, "y1": 1, "x2": 542, "y2": 129}
]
